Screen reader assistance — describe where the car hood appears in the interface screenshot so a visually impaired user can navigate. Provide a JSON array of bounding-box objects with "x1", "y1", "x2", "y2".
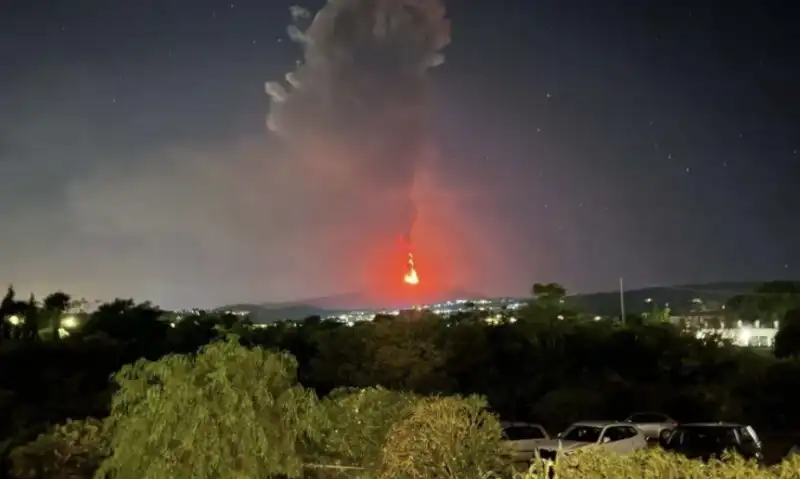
[{"x1": 535, "y1": 439, "x2": 594, "y2": 451}]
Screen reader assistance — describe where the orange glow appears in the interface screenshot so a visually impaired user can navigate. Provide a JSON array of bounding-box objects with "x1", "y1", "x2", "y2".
[{"x1": 403, "y1": 252, "x2": 420, "y2": 285}]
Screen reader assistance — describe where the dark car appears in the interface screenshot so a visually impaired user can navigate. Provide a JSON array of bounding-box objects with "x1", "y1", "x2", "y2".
[{"x1": 660, "y1": 422, "x2": 764, "y2": 462}]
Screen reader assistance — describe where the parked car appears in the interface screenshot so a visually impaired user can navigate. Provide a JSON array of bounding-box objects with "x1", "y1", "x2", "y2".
[
  {"x1": 535, "y1": 421, "x2": 648, "y2": 462},
  {"x1": 624, "y1": 412, "x2": 678, "y2": 441},
  {"x1": 501, "y1": 421, "x2": 550, "y2": 462},
  {"x1": 660, "y1": 422, "x2": 764, "y2": 462}
]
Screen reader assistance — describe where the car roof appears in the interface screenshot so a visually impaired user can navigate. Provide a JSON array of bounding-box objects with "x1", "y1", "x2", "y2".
[
  {"x1": 570, "y1": 421, "x2": 629, "y2": 428},
  {"x1": 501, "y1": 421, "x2": 544, "y2": 428},
  {"x1": 679, "y1": 422, "x2": 747, "y2": 428},
  {"x1": 627, "y1": 412, "x2": 671, "y2": 417}
]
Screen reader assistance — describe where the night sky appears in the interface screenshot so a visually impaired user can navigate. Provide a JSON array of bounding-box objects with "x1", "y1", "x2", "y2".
[{"x1": 1, "y1": 0, "x2": 798, "y2": 309}]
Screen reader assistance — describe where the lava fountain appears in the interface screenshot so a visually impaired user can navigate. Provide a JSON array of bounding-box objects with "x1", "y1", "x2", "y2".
[{"x1": 403, "y1": 251, "x2": 420, "y2": 285}]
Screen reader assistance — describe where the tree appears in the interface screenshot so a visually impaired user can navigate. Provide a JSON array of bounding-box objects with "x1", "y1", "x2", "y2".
[
  {"x1": 96, "y1": 338, "x2": 322, "y2": 479},
  {"x1": 378, "y1": 395, "x2": 507, "y2": 478},
  {"x1": 9, "y1": 418, "x2": 108, "y2": 479},
  {"x1": 43, "y1": 291, "x2": 71, "y2": 340},
  {"x1": 531, "y1": 282, "x2": 567, "y2": 308},
  {"x1": 0, "y1": 284, "x2": 16, "y2": 316},
  {"x1": 726, "y1": 281, "x2": 800, "y2": 324},
  {"x1": 311, "y1": 318, "x2": 450, "y2": 394},
  {"x1": 22, "y1": 293, "x2": 40, "y2": 341},
  {"x1": 81, "y1": 299, "x2": 168, "y2": 354},
  {"x1": 774, "y1": 308, "x2": 800, "y2": 359},
  {"x1": 313, "y1": 387, "x2": 421, "y2": 470},
  {"x1": 725, "y1": 294, "x2": 762, "y2": 322},
  {"x1": 526, "y1": 283, "x2": 578, "y2": 321},
  {"x1": 755, "y1": 281, "x2": 800, "y2": 323},
  {"x1": 0, "y1": 284, "x2": 18, "y2": 341},
  {"x1": 648, "y1": 304, "x2": 671, "y2": 324}
]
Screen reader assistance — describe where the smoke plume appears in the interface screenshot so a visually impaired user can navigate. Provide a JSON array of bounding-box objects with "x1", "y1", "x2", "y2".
[{"x1": 265, "y1": 0, "x2": 451, "y2": 241}]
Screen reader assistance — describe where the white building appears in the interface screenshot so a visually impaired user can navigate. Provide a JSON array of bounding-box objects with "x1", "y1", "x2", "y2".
[{"x1": 694, "y1": 326, "x2": 777, "y2": 348}]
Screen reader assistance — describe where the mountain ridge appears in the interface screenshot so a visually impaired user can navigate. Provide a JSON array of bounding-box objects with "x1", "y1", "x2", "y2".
[{"x1": 219, "y1": 281, "x2": 779, "y2": 323}]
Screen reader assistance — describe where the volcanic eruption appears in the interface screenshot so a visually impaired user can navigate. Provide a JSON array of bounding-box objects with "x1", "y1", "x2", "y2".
[
  {"x1": 265, "y1": 0, "x2": 451, "y2": 305},
  {"x1": 403, "y1": 251, "x2": 419, "y2": 285}
]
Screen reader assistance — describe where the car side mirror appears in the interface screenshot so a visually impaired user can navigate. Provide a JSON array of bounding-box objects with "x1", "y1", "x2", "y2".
[{"x1": 602, "y1": 437, "x2": 611, "y2": 444}]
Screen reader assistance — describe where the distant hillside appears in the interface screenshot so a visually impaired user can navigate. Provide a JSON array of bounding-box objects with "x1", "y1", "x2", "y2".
[
  {"x1": 219, "y1": 282, "x2": 768, "y2": 323},
  {"x1": 217, "y1": 303, "x2": 338, "y2": 323},
  {"x1": 568, "y1": 282, "x2": 762, "y2": 316},
  {"x1": 219, "y1": 287, "x2": 483, "y2": 323}
]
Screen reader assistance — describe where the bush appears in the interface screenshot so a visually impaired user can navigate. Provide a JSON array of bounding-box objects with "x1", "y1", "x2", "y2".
[
  {"x1": 8, "y1": 418, "x2": 108, "y2": 479},
  {"x1": 315, "y1": 387, "x2": 422, "y2": 471},
  {"x1": 378, "y1": 395, "x2": 507, "y2": 479},
  {"x1": 517, "y1": 447, "x2": 800, "y2": 478},
  {"x1": 95, "y1": 339, "x2": 323, "y2": 479}
]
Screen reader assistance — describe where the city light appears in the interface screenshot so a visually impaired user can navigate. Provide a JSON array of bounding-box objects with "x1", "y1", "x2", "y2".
[{"x1": 61, "y1": 316, "x2": 79, "y2": 329}]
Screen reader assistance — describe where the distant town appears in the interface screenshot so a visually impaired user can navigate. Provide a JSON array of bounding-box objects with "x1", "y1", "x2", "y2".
[{"x1": 197, "y1": 285, "x2": 780, "y2": 349}]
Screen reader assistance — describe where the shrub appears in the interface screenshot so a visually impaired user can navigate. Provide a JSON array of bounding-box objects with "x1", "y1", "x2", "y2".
[
  {"x1": 8, "y1": 418, "x2": 108, "y2": 479},
  {"x1": 517, "y1": 447, "x2": 800, "y2": 478},
  {"x1": 378, "y1": 395, "x2": 507, "y2": 479},
  {"x1": 95, "y1": 339, "x2": 323, "y2": 479},
  {"x1": 315, "y1": 387, "x2": 422, "y2": 470}
]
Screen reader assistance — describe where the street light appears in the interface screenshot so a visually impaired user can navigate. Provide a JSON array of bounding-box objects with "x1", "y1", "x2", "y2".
[{"x1": 61, "y1": 316, "x2": 79, "y2": 329}]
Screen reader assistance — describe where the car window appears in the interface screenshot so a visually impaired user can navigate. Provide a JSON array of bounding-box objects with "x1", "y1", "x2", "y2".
[
  {"x1": 603, "y1": 426, "x2": 636, "y2": 442},
  {"x1": 602, "y1": 427, "x2": 622, "y2": 442},
  {"x1": 628, "y1": 413, "x2": 668, "y2": 423},
  {"x1": 623, "y1": 426, "x2": 639, "y2": 438},
  {"x1": 504, "y1": 426, "x2": 546, "y2": 441},
  {"x1": 738, "y1": 426, "x2": 757, "y2": 444},
  {"x1": 678, "y1": 427, "x2": 738, "y2": 446},
  {"x1": 562, "y1": 425, "x2": 603, "y2": 443}
]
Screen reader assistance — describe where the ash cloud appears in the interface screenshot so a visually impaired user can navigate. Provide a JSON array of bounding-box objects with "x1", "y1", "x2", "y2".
[{"x1": 266, "y1": 0, "x2": 451, "y2": 240}]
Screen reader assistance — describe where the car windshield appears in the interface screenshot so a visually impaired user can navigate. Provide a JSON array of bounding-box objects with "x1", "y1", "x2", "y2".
[
  {"x1": 562, "y1": 425, "x2": 603, "y2": 443},
  {"x1": 677, "y1": 427, "x2": 737, "y2": 447},
  {"x1": 628, "y1": 413, "x2": 667, "y2": 423},
  {"x1": 504, "y1": 426, "x2": 546, "y2": 441}
]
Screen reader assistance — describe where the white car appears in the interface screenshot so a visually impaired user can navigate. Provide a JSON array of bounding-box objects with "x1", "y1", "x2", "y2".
[
  {"x1": 624, "y1": 412, "x2": 678, "y2": 441},
  {"x1": 535, "y1": 421, "x2": 648, "y2": 461},
  {"x1": 501, "y1": 421, "x2": 551, "y2": 462}
]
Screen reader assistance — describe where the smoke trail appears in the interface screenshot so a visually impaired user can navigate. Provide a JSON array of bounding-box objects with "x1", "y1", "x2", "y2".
[{"x1": 266, "y1": 0, "x2": 451, "y2": 240}]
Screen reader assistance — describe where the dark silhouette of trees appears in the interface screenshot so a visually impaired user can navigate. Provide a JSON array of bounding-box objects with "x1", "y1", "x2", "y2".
[
  {"x1": 2, "y1": 280, "x2": 800, "y2": 475},
  {"x1": 43, "y1": 291, "x2": 71, "y2": 340},
  {"x1": 774, "y1": 308, "x2": 800, "y2": 359},
  {"x1": 21, "y1": 294, "x2": 40, "y2": 341}
]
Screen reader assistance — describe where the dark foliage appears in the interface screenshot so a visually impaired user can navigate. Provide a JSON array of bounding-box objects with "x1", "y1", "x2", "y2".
[{"x1": 2, "y1": 281, "x2": 800, "y2": 476}]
